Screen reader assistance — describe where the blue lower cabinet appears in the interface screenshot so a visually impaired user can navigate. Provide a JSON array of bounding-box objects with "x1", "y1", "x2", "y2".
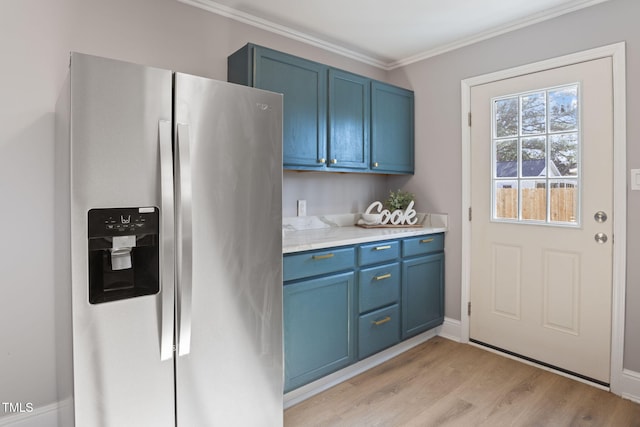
[
  {"x1": 283, "y1": 271, "x2": 356, "y2": 392},
  {"x1": 283, "y1": 233, "x2": 444, "y2": 392},
  {"x1": 401, "y1": 252, "x2": 445, "y2": 339},
  {"x1": 358, "y1": 304, "x2": 400, "y2": 359}
]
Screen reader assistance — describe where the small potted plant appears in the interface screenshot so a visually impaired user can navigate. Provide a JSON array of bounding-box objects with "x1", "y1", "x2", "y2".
[{"x1": 384, "y1": 189, "x2": 415, "y2": 211}]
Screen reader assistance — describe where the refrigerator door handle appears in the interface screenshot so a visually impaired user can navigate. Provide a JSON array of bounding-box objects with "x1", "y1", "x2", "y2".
[
  {"x1": 159, "y1": 120, "x2": 176, "y2": 361},
  {"x1": 176, "y1": 123, "x2": 193, "y2": 356}
]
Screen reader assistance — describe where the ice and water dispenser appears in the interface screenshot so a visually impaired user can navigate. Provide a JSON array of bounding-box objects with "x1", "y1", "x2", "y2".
[{"x1": 87, "y1": 207, "x2": 159, "y2": 304}]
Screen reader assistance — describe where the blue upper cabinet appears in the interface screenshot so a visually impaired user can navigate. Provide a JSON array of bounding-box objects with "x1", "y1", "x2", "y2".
[
  {"x1": 371, "y1": 82, "x2": 415, "y2": 174},
  {"x1": 228, "y1": 44, "x2": 327, "y2": 170},
  {"x1": 228, "y1": 44, "x2": 414, "y2": 174},
  {"x1": 328, "y1": 69, "x2": 370, "y2": 170}
]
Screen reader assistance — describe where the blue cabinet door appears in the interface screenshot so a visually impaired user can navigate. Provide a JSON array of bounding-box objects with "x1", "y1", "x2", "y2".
[
  {"x1": 284, "y1": 272, "x2": 356, "y2": 392},
  {"x1": 328, "y1": 69, "x2": 370, "y2": 170},
  {"x1": 253, "y1": 47, "x2": 328, "y2": 169},
  {"x1": 371, "y1": 81, "x2": 415, "y2": 174},
  {"x1": 401, "y1": 252, "x2": 444, "y2": 339}
]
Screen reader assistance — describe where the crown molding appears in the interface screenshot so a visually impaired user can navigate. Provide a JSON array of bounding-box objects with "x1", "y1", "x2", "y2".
[
  {"x1": 177, "y1": 0, "x2": 389, "y2": 69},
  {"x1": 390, "y1": 0, "x2": 610, "y2": 69},
  {"x1": 178, "y1": 0, "x2": 609, "y2": 71}
]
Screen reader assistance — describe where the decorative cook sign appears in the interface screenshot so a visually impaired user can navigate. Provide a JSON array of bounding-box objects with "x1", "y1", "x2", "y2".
[{"x1": 364, "y1": 200, "x2": 418, "y2": 225}]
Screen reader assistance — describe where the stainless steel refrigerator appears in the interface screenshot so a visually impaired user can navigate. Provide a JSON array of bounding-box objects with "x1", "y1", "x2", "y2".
[{"x1": 55, "y1": 52, "x2": 283, "y2": 426}]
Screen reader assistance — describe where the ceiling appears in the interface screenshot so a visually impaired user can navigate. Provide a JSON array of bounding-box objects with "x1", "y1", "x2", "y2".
[{"x1": 179, "y1": 0, "x2": 609, "y2": 69}]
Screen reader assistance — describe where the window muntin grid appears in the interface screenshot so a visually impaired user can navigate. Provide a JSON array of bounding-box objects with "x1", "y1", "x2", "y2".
[{"x1": 492, "y1": 84, "x2": 580, "y2": 226}]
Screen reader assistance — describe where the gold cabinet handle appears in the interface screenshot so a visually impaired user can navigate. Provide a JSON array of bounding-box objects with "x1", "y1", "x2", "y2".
[
  {"x1": 374, "y1": 273, "x2": 392, "y2": 281},
  {"x1": 372, "y1": 316, "x2": 391, "y2": 326},
  {"x1": 331, "y1": 159, "x2": 338, "y2": 164},
  {"x1": 374, "y1": 245, "x2": 391, "y2": 251},
  {"x1": 312, "y1": 253, "x2": 334, "y2": 260},
  {"x1": 420, "y1": 238, "x2": 434, "y2": 244},
  {"x1": 318, "y1": 158, "x2": 326, "y2": 163}
]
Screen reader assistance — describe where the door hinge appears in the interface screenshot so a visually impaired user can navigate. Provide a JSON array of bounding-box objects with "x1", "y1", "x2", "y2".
[
  {"x1": 468, "y1": 207, "x2": 472, "y2": 221},
  {"x1": 468, "y1": 112, "x2": 472, "y2": 127},
  {"x1": 468, "y1": 301, "x2": 471, "y2": 316}
]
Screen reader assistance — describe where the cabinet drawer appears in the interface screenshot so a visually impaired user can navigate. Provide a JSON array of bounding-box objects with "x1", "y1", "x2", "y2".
[
  {"x1": 358, "y1": 304, "x2": 400, "y2": 359},
  {"x1": 402, "y1": 233, "x2": 444, "y2": 258},
  {"x1": 358, "y1": 263, "x2": 400, "y2": 313},
  {"x1": 358, "y1": 240, "x2": 400, "y2": 266},
  {"x1": 283, "y1": 247, "x2": 355, "y2": 282}
]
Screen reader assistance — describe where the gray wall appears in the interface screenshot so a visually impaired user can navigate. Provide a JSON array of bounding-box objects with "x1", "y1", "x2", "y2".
[
  {"x1": 0, "y1": 0, "x2": 388, "y2": 416},
  {"x1": 388, "y1": 0, "x2": 640, "y2": 371},
  {"x1": 283, "y1": 172, "x2": 389, "y2": 217}
]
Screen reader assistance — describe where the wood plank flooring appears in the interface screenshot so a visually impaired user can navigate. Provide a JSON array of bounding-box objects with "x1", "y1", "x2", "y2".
[{"x1": 284, "y1": 337, "x2": 640, "y2": 426}]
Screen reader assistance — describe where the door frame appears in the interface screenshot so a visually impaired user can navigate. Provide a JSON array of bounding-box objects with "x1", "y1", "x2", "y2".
[{"x1": 460, "y1": 43, "x2": 627, "y2": 393}]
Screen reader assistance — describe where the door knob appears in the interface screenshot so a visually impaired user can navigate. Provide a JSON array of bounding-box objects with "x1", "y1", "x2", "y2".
[
  {"x1": 594, "y1": 211, "x2": 608, "y2": 223},
  {"x1": 594, "y1": 232, "x2": 608, "y2": 244}
]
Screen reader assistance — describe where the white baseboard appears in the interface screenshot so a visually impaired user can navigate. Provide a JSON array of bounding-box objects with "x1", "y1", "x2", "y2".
[
  {"x1": 618, "y1": 369, "x2": 640, "y2": 404},
  {"x1": 0, "y1": 401, "x2": 61, "y2": 427},
  {"x1": 438, "y1": 317, "x2": 462, "y2": 342}
]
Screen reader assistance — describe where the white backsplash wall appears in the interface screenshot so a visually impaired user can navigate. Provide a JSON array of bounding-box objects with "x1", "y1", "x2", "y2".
[{"x1": 283, "y1": 171, "x2": 389, "y2": 217}]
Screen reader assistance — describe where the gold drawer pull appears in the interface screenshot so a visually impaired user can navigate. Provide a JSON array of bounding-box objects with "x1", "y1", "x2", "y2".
[
  {"x1": 420, "y1": 238, "x2": 434, "y2": 244},
  {"x1": 312, "y1": 253, "x2": 334, "y2": 260},
  {"x1": 374, "y1": 245, "x2": 391, "y2": 251},
  {"x1": 372, "y1": 316, "x2": 391, "y2": 326},
  {"x1": 374, "y1": 273, "x2": 392, "y2": 281}
]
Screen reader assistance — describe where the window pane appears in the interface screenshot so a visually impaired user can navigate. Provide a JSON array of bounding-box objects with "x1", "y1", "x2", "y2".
[
  {"x1": 549, "y1": 86, "x2": 578, "y2": 132},
  {"x1": 550, "y1": 133, "x2": 578, "y2": 177},
  {"x1": 521, "y1": 137, "x2": 546, "y2": 177},
  {"x1": 495, "y1": 139, "x2": 517, "y2": 177},
  {"x1": 494, "y1": 181, "x2": 518, "y2": 220},
  {"x1": 495, "y1": 98, "x2": 518, "y2": 138},
  {"x1": 521, "y1": 180, "x2": 546, "y2": 221},
  {"x1": 490, "y1": 84, "x2": 580, "y2": 226},
  {"x1": 521, "y1": 92, "x2": 546, "y2": 135},
  {"x1": 550, "y1": 180, "x2": 578, "y2": 223}
]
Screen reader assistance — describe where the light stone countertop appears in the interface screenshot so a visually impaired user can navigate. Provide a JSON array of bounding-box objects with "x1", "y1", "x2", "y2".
[{"x1": 282, "y1": 213, "x2": 448, "y2": 254}]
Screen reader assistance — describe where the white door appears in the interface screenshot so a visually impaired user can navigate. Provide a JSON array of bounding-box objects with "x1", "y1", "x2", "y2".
[{"x1": 470, "y1": 57, "x2": 613, "y2": 384}]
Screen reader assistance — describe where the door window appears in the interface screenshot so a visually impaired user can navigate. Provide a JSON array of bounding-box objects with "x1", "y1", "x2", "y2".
[{"x1": 492, "y1": 84, "x2": 580, "y2": 225}]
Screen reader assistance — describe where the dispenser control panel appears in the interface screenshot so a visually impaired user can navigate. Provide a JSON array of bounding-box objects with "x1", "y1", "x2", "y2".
[
  {"x1": 87, "y1": 207, "x2": 160, "y2": 304},
  {"x1": 88, "y1": 207, "x2": 158, "y2": 237}
]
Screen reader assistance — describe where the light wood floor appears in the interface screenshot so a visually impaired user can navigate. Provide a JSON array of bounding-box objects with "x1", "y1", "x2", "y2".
[{"x1": 284, "y1": 337, "x2": 640, "y2": 426}]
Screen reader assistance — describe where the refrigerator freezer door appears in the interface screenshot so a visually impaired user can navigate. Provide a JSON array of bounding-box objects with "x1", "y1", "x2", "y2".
[
  {"x1": 173, "y1": 74, "x2": 284, "y2": 426},
  {"x1": 68, "y1": 53, "x2": 176, "y2": 426}
]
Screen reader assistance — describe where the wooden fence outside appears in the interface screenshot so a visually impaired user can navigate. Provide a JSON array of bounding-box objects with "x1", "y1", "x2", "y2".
[{"x1": 496, "y1": 188, "x2": 577, "y2": 222}]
